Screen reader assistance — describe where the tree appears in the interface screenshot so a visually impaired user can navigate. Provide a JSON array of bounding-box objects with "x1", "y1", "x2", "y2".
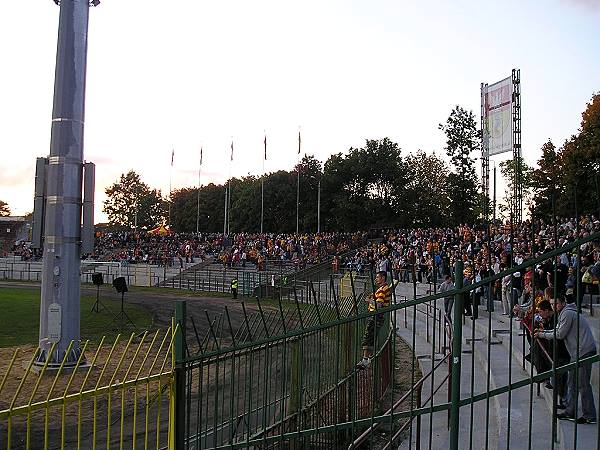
[
  {"x1": 103, "y1": 171, "x2": 166, "y2": 230},
  {"x1": 562, "y1": 93, "x2": 600, "y2": 218},
  {"x1": 439, "y1": 106, "x2": 480, "y2": 224},
  {"x1": 531, "y1": 94, "x2": 600, "y2": 220},
  {"x1": 171, "y1": 183, "x2": 226, "y2": 233},
  {"x1": 321, "y1": 152, "x2": 365, "y2": 231},
  {"x1": 262, "y1": 170, "x2": 297, "y2": 232},
  {"x1": 404, "y1": 151, "x2": 450, "y2": 227},
  {"x1": 498, "y1": 156, "x2": 533, "y2": 219},
  {"x1": 531, "y1": 140, "x2": 561, "y2": 219},
  {"x1": 295, "y1": 155, "x2": 323, "y2": 232},
  {"x1": 320, "y1": 138, "x2": 410, "y2": 230},
  {"x1": 0, "y1": 200, "x2": 10, "y2": 217},
  {"x1": 229, "y1": 176, "x2": 261, "y2": 233}
]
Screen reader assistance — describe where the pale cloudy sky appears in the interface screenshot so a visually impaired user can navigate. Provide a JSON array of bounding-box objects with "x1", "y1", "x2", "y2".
[{"x1": 1, "y1": 0, "x2": 599, "y2": 221}]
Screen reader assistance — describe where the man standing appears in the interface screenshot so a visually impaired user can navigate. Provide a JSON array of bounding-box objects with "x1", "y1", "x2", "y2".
[
  {"x1": 439, "y1": 275, "x2": 455, "y2": 320},
  {"x1": 356, "y1": 271, "x2": 391, "y2": 370},
  {"x1": 230, "y1": 277, "x2": 238, "y2": 299},
  {"x1": 535, "y1": 293, "x2": 597, "y2": 424}
]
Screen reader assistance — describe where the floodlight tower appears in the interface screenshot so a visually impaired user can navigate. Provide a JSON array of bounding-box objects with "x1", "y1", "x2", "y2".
[{"x1": 32, "y1": 0, "x2": 99, "y2": 367}]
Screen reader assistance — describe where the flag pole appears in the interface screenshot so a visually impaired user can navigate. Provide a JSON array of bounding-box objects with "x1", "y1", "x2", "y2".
[
  {"x1": 261, "y1": 132, "x2": 266, "y2": 234},
  {"x1": 169, "y1": 148, "x2": 174, "y2": 228},
  {"x1": 196, "y1": 146, "x2": 203, "y2": 235},
  {"x1": 317, "y1": 178, "x2": 321, "y2": 233},
  {"x1": 228, "y1": 139, "x2": 233, "y2": 235},
  {"x1": 223, "y1": 186, "x2": 227, "y2": 236},
  {"x1": 296, "y1": 129, "x2": 301, "y2": 234}
]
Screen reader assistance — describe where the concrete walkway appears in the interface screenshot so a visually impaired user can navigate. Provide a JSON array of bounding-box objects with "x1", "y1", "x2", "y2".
[{"x1": 394, "y1": 282, "x2": 599, "y2": 450}]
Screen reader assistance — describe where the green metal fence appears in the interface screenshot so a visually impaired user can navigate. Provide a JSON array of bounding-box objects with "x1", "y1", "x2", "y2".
[{"x1": 172, "y1": 231, "x2": 600, "y2": 449}]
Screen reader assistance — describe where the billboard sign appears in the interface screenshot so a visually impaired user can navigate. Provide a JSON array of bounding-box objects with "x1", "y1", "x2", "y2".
[{"x1": 483, "y1": 76, "x2": 513, "y2": 156}]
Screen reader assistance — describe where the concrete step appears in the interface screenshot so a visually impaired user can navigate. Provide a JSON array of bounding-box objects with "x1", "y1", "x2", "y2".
[
  {"x1": 476, "y1": 307, "x2": 599, "y2": 450},
  {"x1": 393, "y1": 282, "x2": 600, "y2": 450},
  {"x1": 396, "y1": 304, "x2": 500, "y2": 450}
]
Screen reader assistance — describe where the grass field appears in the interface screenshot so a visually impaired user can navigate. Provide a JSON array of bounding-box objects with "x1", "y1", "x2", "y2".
[{"x1": 0, "y1": 287, "x2": 153, "y2": 347}]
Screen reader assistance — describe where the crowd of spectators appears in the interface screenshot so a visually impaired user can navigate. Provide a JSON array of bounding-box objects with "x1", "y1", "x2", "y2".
[
  {"x1": 90, "y1": 230, "x2": 366, "y2": 270},
  {"x1": 92, "y1": 231, "x2": 222, "y2": 266},
  {"x1": 341, "y1": 215, "x2": 600, "y2": 313},
  {"x1": 340, "y1": 215, "x2": 599, "y2": 425}
]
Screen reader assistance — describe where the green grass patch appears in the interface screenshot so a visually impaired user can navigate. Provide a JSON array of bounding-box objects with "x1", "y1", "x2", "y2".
[{"x1": 0, "y1": 287, "x2": 153, "y2": 348}]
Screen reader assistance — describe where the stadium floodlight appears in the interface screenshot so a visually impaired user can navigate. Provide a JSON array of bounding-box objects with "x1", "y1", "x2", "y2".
[{"x1": 37, "y1": 0, "x2": 97, "y2": 369}]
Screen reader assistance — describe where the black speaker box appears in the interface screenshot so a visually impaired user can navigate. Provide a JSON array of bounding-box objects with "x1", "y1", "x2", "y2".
[
  {"x1": 92, "y1": 272, "x2": 104, "y2": 286},
  {"x1": 113, "y1": 276, "x2": 128, "y2": 293}
]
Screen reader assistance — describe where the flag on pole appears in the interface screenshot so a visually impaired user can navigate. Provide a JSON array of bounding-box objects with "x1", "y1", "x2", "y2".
[
  {"x1": 298, "y1": 131, "x2": 301, "y2": 155},
  {"x1": 200, "y1": 147, "x2": 203, "y2": 166},
  {"x1": 264, "y1": 134, "x2": 267, "y2": 160},
  {"x1": 230, "y1": 141, "x2": 234, "y2": 161},
  {"x1": 171, "y1": 149, "x2": 174, "y2": 166}
]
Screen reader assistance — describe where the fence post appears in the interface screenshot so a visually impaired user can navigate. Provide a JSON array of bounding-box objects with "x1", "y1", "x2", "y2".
[
  {"x1": 449, "y1": 261, "x2": 464, "y2": 450},
  {"x1": 174, "y1": 301, "x2": 187, "y2": 450},
  {"x1": 289, "y1": 338, "x2": 302, "y2": 449}
]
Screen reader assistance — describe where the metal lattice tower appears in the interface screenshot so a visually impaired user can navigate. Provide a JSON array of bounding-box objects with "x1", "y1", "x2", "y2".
[{"x1": 512, "y1": 69, "x2": 522, "y2": 223}]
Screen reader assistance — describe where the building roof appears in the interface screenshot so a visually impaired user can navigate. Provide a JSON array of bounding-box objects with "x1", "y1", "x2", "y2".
[{"x1": 0, "y1": 216, "x2": 27, "y2": 222}]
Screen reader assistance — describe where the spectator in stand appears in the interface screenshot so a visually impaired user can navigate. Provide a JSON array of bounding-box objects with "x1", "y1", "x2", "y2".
[
  {"x1": 356, "y1": 271, "x2": 392, "y2": 370},
  {"x1": 501, "y1": 265, "x2": 512, "y2": 316},
  {"x1": 535, "y1": 293, "x2": 597, "y2": 424},
  {"x1": 439, "y1": 275, "x2": 455, "y2": 320},
  {"x1": 536, "y1": 299, "x2": 570, "y2": 404}
]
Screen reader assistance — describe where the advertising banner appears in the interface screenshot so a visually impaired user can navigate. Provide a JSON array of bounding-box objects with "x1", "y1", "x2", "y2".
[{"x1": 483, "y1": 76, "x2": 513, "y2": 156}]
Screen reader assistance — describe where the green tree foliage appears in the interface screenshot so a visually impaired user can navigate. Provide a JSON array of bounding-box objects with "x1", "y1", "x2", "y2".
[
  {"x1": 171, "y1": 183, "x2": 226, "y2": 233},
  {"x1": 263, "y1": 171, "x2": 298, "y2": 232},
  {"x1": 321, "y1": 151, "x2": 370, "y2": 231},
  {"x1": 532, "y1": 94, "x2": 600, "y2": 220},
  {"x1": 0, "y1": 200, "x2": 10, "y2": 217},
  {"x1": 405, "y1": 151, "x2": 449, "y2": 227},
  {"x1": 296, "y1": 155, "x2": 322, "y2": 232},
  {"x1": 229, "y1": 176, "x2": 261, "y2": 233},
  {"x1": 439, "y1": 106, "x2": 480, "y2": 224},
  {"x1": 103, "y1": 171, "x2": 166, "y2": 230},
  {"x1": 498, "y1": 156, "x2": 533, "y2": 219},
  {"x1": 169, "y1": 138, "x2": 462, "y2": 232},
  {"x1": 320, "y1": 138, "x2": 409, "y2": 230},
  {"x1": 531, "y1": 140, "x2": 562, "y2": 219},
  {"x1": 560, "y1": 93, "x2": 600, "y2": 217}
]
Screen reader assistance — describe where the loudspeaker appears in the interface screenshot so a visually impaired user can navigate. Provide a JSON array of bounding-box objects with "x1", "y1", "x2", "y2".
[
  {"x1": 92, "y1": 272, "x2": 104, "y2": 286},
  {"x1": 113, "y1": 277, "x2": 128, "y2": 293}
]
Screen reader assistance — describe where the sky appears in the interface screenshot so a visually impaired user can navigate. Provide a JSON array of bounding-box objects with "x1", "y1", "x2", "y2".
[{"x1": 1, "y1": 0, "x2": 599, "y2": 222}]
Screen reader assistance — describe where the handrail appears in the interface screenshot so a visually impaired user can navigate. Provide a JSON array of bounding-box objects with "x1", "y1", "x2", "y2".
[
  {"x1": 522, "y1": 320, "x2": 554, "y2": 367},
  {"x1": 350, "y1": 297, "x2": 453, "y2": 448},
  {"x1": 349, "y1": 345, "x2": 451, "y2": 449}
]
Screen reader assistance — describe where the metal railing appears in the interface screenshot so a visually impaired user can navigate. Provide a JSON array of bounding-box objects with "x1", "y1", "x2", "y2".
[{"x1": 0, "y1": 326, "x2": 177, "y2": 450}]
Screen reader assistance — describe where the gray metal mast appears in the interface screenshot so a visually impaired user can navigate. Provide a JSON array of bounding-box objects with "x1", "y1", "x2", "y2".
[{"x1": 37, "y1": 0, "x2": 97, "y2": 366}]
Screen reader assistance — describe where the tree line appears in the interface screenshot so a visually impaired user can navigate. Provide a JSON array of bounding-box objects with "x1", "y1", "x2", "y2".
[{"x1": 102, "y1": 94, "x2": 600, "y2": 232}]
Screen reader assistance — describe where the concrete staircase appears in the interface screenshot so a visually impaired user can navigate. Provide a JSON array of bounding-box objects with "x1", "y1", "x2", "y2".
[{"x1": 394, "y1": 282, "x2": 599, "y2": 450}]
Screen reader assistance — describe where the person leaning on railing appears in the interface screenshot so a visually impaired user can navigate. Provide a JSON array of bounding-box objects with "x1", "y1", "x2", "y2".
[
  {"x1": 356, "y1": 271, "x2": 392, "y2": 370},
  {"x1": 535, "y1": 299, "x2": 570, "y2": 403},
  {"x1": 534, "y1": 285, "x2": 598, "y2": 425}
]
